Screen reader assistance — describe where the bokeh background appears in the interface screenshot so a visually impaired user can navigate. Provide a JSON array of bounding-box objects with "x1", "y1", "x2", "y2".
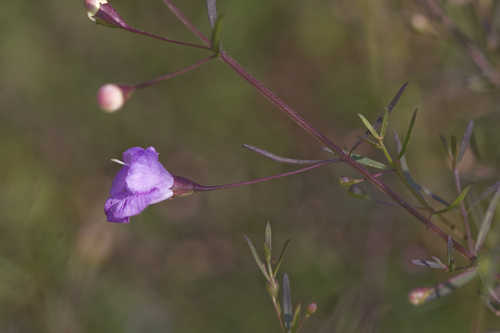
[{"x1": 2, "y1": 0, "x2": 500, "y2": 331}]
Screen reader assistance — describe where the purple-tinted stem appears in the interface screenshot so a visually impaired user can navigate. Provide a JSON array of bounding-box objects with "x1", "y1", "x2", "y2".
[
  {"x1": 162, "y1": 0, "x2": 211, "y2": 45},
  {"x1": 133, "y1": 55, "x2": 216, "y2": 90},
  {"x1": 194, "y1": 160, "x2": 338, "y2": 192},
  {"x1": 126, "y1": 27, "x2": 211, "y2": 50},
  {"x1": 162, "y1": 0, "x2": 476, "y2": 261},
  {"x1": 454, "y1": 168, "x2": 474, "y2": 252}
]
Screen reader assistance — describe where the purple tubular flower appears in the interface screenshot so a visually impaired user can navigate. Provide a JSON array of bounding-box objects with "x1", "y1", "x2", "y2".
[{"x1": 105, "y1": 147, "x2": 174, "y2": 223}]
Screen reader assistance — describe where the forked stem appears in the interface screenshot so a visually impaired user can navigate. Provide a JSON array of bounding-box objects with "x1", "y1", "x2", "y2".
[{"x1": 162, "y1": 0, "x2": 476, "y2": 261}]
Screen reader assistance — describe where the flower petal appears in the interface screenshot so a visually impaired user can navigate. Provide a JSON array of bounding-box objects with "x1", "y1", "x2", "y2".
[{"x1": 124, "y1": 147, "x2": 173, "y2": 193}]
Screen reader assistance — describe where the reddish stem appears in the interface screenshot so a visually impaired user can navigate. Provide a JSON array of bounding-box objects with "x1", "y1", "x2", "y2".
[
  {"x1": 194, "y1": 160, "x2": 337, "y2": 192},
  {"x1": 132, "y1": 55, "x2": 215, "y2": 90},
  {"x1": 162, "y1": 0, "x2": 476, "y2": 261}
]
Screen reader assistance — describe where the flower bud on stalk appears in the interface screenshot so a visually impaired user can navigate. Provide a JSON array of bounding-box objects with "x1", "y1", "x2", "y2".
[
  {"x1": 97, "y1": 84, "x2": 134, "y2": 113},
  {"x1": 85, "y1": 0, "x2": 130, "y2": 29}
]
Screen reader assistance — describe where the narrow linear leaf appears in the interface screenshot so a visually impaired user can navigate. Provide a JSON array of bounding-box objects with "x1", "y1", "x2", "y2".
[
  {"x1": 350, "y1": 153, "x2": 389, "y2": 169},
  {"x1": 274, "y1": 239, "x2": 291, "y2": 277},
  {"x1": 349, "y1": 82, "x2": 408, "y2": 153},
  {"x1": 244, "y1": 235, "x2": 270, "y2": 281},
  {"x1": 457, "y1": 120, "x2": 474, "y2": 165},
  {"x1": 210, "y1": 14, "x2": 224, "y2": 53},
  {"x1": 282, "y1": 273, "x2": 293, "y2": 329},
  {"x1": 475, "y1": 188, "x2": 500, "y2": 253},
  {"x1": 380, "y1": 109, "x2": 390, "y2": 139},
  {"x1": 206, "y1": 0, "x2": 217, "y2": 27},
  {"x1": 323, "y1": 147, "x2": 389, "y2": 170},
  {"x1": 264, "y1": 222, "x2": 272, "y2": 262},
  {"x1": 386, "y1": 82, "x2": 409, "y2": 112},
  {"x1": 358, "y1": 114, "x2": 380, "y2": 139},
  {"x1": 398, "y1": 108, "x2": 418, "y2": 159},
  {"x1": 291, "y1": 303, "x2": 302, "y2": 330},
  {"x1": 433, "y1": 185, "x2": 471, "y2": 215},
  {"x1": 409, "y1": 268, "x2": 478, "y2": 305},
  {"x1": 339, "y1": 176, "x2": 364, "y2": 188},
  {"x1": 411, "y1": 256, "x2": 447, "y2": 270}
]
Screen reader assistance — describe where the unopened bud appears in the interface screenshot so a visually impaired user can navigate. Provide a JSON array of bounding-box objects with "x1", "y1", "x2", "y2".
[
  {"x1": 306, "y1": 302, "x2": 318, "y2": 315},
  {"x1": 97, "y1": 84, "x2": 133, "y2": 113},
  {"x1": 411, "y1": 14, "x2": 436, "y2": 36},
  {"x1": 408, "y1": 287, "x2": 432, "y2": 306},
  {"x1": 85, "y1": 0, "x2": 130, "y2": 29}
]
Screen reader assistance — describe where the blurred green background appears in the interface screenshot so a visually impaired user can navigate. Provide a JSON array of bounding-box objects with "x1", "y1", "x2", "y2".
[{"x1": 1, "y1": 0, "x2": 500, "y2": 331}]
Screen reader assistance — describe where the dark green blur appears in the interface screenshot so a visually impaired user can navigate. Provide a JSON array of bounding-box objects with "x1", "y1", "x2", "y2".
[{"x1": 1, "y1": 0, "x2": 500, "y2": 331}]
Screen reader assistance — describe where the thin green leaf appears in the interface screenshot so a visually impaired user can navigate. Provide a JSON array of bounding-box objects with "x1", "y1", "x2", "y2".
[
  {"x1": 210, "y1": 15, "x2": 224, "y2": 53},
  {"x1": 282, "y1": 273, "x2": 293, "y2": 329},
  {"x1": 349, "y1": 82, "x2": 408, "y2": 153},
  {"x1": 291, "y1": 303, "x2": 302, "y2": 330},
  {"x1": 264, "y1": 222, "x2": 272, "y2": 262},
  {"x1": 358, "y1": 114, "x2": 380, "y2": 139},
  {"x1": 433, "y1": 185, "x2": 471, "y2": 215},
  {"x1": 475, "y1": 188, "x2": 500, "y2": 253},
  {"x1": 206, "y1": 0, "x2": 217, "y2": 27},
  {"x1": 409, "y1": 268, "x2": 478, "y2": 305},
  {"x1": 398, "y1": 108, "x2": 418, "y2": 159},
  {"x1": 323, "y1": 147, "x2": 389, "y2": 170},
  {"x1": 274, "y1": 239, "x2": 291, "y2": 277},
  {"x1": 440, "y1": 135, "x2": 450, "y2": 158},
  {"x1": 457, "y1": 120, "x2": 474, "y2": 165},
  {"x1": 244, "y1": 235, "x2": 270, "y2": 281},
  {"x1": 339, "y1": 176, "x2": 364, "y2": 188},
  {"x1": 380, "y1": 109, "x2": 390, "y2": 139}
]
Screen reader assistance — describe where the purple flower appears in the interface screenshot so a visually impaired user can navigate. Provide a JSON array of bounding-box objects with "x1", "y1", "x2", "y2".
[{"x1": 105, "y1": 146, "x2": 174, "y2": 223}]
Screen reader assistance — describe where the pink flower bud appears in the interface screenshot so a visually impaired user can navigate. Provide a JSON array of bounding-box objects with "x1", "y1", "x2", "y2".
[
  {"x1": 84, "y1": 0, "x2": 106, "y2": 16},
  {"x1": 408, "y1": 288, "x2": 432, "y2": 306},
  {"x1": 97, "y1": 84, "x2": 133, "y2": 113},
  {"x1": 84, "y1": 0, "x2": 130, "y2": 29},
  {"x1": 306, "y1": 302, "x2": 318, "y2": 315}
]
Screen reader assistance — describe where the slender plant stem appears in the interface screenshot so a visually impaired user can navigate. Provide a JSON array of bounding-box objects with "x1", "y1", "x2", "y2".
[
  {"x1": 127, "y1": 27, "x2": 211, "y2": 50},
  {"x1": 162, "y1": 0, "x2": 476, "y2": 261},
  {"x1": 132, "y1": 55, "x2": 216, "y2": 89},
  {"x1": 243, "y1": 144, "x2": 326, "y2": 164},
  {"x1": 454, "y1": 168, "x2": 475, "y2": 252},
  {"x1": 162, "y1": 0, "x2": 211, "y2": 46},
  {"x1": 194, "y1": 160, "x2": 338, "y2": 192}
]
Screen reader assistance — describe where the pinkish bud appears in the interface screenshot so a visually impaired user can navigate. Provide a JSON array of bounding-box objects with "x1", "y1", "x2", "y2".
[
  {"x1": 97, "y1": 84, "x2": 133, "y2": 113},
  {"x1": 408, "y1": 287, "x2": 432, "y2": 306},
  {"x1": 85, "y1": 0, "x2": 130, "y2": 29},
  {"x1": 85, "y1": 0, "x2": 106, "y2": 16},
  {"x1": 306, "y1": 302, "x2": 318, "y2": 315}
]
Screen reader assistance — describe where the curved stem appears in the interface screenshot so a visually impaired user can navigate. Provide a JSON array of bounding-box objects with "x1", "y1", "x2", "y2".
[
  {"x1": 162, "y1": 0, "x2": 476, "y2": 261},
  {"x1": 194, "y1": 160, "x2": 338, "y2": 192},
  {"x1": 132, "y1": 55, "x2": 216, "y2": 90},
  {"x1": 127, "y1": 27, "x2": 211, "y2": 50}
]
